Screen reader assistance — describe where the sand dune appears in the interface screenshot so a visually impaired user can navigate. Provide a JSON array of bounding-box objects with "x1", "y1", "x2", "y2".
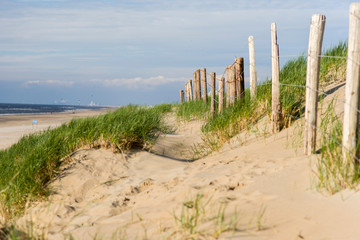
[{"x1": 3, "y1": 83, "x2": 360, "y2": 239}]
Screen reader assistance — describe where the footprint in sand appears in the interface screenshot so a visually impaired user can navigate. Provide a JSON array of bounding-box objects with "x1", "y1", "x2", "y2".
[
  {"x1": 74, "y1": 179, "x2": 98, "y2": 203},
  {"x1": 124, "y1": 178, "x2": 155, "y2": 196},
  {"x1": 109, "y1": 197, "x2": 131, "y2": 216}
]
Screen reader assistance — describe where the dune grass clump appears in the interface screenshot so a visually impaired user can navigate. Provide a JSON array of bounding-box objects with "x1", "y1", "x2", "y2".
[
  {"x1": 176, "y1": 99, "x2": 211, "y2": 121},
  {"x1": 317, "y1": 100, "x2": 360, "y2": 194},
  {"x1": 0, "y1": 104, "x2": 172, "y2": 218}
]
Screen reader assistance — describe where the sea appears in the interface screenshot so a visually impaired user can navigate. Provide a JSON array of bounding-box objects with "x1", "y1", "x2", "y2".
[{"x1": 0, "y1": 103, "x2": 107, "y2": 115}]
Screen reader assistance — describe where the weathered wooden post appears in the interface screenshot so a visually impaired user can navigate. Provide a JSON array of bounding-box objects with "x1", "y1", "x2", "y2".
[
  {"x1": 188, "y1": 79, "x2": 193, "y2": 101},
  {"x1": 229, "y1": 65, "x2": 236, "y2": 106},
  {"x1": 249, "y1": 36, "x2": 257, "y2": 99},
  {"x1": 304, "y1": 14, "x2": 326, "y2": 155},
  {"x1": 219, "y1": 77, "x2": 225, "y2": 113},
  {"x1": 271, "y1": 23, "x2": 282, "y2": 133},
  {"x1": 235, "y1": 57, "x2": 245, "y2": 100},
  {"x1": 185, "y1": 83, "x2": 189, "y2": 102},
  {"x1": 210, "y1": 72, "x2": 216, "y2": 117},
  {"x1": 226, "y1": 67, "x2": 230, "y2": 108},
  {"x1": 235, "y1": 57, "x2": 245, "y2": 99},
  {"x1": 180, "y1": 90, "x2": 184, "y2": 103},
  {"x1": 193, "y1": 71, "x2": 198, "y2": 100},
  {"x1": 343, "y1": 3, "x2": 360, "y2": 162},
  {"x1": 201, "y1": 68, "x2": 207, "y2": 103},
  {"x1": 194, "y1": 69, "x2": 201, "y2": 100}
]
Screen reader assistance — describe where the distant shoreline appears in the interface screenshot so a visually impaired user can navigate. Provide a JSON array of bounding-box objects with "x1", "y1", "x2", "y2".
[
  {"x1": 0, "y1": 108, "x2": 111, "y2": 150},
  {"x1": 0, "y1": 102, "x2": 113, "y2": 116}
]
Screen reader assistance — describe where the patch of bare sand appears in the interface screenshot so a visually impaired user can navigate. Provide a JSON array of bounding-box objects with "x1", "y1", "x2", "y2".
[{"x1": 14, "y1": 83, "x2": 360, "y2": 239}]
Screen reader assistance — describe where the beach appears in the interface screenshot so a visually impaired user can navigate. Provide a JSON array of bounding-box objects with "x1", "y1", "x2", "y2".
[
  {"x1": 0, "y1": 109, "x2": 110, "y2": 150},
  {"x1": 0, "y1": 82, "x2": 357, "y2": 239}
]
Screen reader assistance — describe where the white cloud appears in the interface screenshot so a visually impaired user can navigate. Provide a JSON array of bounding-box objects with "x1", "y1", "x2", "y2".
[
  {"x1": 24, "y1": 80, "x2": 75, "y2": 87},
  {"x1": 92, "y1": 75, "x2": 186, "y2": 89}
]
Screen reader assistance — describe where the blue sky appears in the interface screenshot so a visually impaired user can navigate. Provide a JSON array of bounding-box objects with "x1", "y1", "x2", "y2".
[{"x1": 0, "y1": 0, "x2": 353, "y2": 106}]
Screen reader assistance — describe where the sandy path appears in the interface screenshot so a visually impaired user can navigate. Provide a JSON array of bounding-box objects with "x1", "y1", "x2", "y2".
[{"x1": 9, "y1": 82, "x2": 360, "y2": 239}]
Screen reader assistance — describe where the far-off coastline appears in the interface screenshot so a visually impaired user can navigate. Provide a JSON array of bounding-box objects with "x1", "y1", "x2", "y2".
[{"x1": 0, "y1": 106, "x2": 111, "y2": 150}]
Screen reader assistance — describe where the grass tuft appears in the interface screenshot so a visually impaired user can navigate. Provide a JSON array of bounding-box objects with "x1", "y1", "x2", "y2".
[{"x1": 316, "y1": 99, "x2": 360, "y2": 194}]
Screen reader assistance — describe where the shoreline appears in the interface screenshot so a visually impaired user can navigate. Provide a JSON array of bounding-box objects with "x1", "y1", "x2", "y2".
[{"x1": 0, "y1": 108, "x2": 111, "y2": 150}]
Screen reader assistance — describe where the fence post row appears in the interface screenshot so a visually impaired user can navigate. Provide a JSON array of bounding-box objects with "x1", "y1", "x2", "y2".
[
  {"x1": 201, "y1": 68, "x2": 208, "y2": 103},
  {"x1": 210, "y1": 72, "x2": 216, "y2": 117},
  {"x1": 271, "y1": 23, "x2": 282, "y2": 133},
  {"x1": 343, "y1": 3, "x2": 360, "y2": 163},
  {"x1": 304, "y1": 14, "x2": 326, "y2": 155},
  {"x1": 249, "y1": 36, "x2": 257, "y2": 99},
  {"x1": 219, "y1": 77, "x2": 225, "y2": 113}
]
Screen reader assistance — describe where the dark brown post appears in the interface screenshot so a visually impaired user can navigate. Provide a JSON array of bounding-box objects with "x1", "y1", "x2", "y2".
[
  {"x1": 235, "y1": 57, "x2": 245, "y2": 100},
  {"x1": 180, "y1": 90, "x2": 184, "y2": 103}
]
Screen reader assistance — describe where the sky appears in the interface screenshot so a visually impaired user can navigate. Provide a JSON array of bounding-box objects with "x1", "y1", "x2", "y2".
[{"x1": 0, "y1": 0, "x2": 354, "y2": 106}]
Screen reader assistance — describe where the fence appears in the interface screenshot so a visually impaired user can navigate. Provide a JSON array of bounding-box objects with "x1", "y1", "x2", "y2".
[{"x1": 179, "y1": 2, "x2": 360, "y2": 163}]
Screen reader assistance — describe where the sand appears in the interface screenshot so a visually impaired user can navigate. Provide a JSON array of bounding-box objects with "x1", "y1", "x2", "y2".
[
  {"x1": 2, "y1": 83, "x2": 360, "y2": 239},
  {"x1": 0, "y1": 109, "x2": 110, "y2": 150}
]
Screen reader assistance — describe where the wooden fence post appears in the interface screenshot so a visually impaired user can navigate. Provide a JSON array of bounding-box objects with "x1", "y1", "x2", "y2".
[
  {"x1": 201, "y1": 68, "x2": 208, "y2": 103},
  {"x1": 343, "y1": 3, "x2": 360, "y2": 162},
  {"x1": 193, "y1": 71, "x2": 198, "y2": 100},
  {"x1": 210, "y1": 72, "x2": 216, "y2": 117},
  {"x1": 219, "y1": 77, "x2": 225, "y2": 113},
  {"x1": 194, "y1": 69, "x2": 201, "y2": 100},
  {"x1": 226, "y1": 66, "x2": 230, "y2": 108},
  {"x1": 235, "y1": 57, "x2": 245, "y2": 100},
  {"x1": 249, "y1": 36, "x2": 257, "y2": 99},
  {"x1": 180, "y1": 90, "x2": 184, "y2": 103},
  {"x1": 228, "y1": 65, "x2": 236, "y2": 106},
  {"x1": 304, "y1": 14, "x2": 326, "y2": 155},
  {"x1": 188, "y1": 80, "x2": 193, "y2": 101},
  {"x1": 271, "y1": 23, "x2": 282, "y2": 133}
]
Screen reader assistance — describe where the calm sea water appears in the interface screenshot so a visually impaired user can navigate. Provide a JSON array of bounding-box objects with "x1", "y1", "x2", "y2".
[{"x1": 0, "y1": 103, "x2": 106, "y2": 115}]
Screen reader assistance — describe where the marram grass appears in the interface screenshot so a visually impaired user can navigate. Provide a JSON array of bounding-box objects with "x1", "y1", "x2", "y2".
[{"x1": 0, "y1": 104, "x2": 172, "y2": 218}]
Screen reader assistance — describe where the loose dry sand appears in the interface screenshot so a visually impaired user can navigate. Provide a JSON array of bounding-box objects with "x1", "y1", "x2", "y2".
[{"x1": 2, "y1": 83, "x2": 360, "y2": 239}]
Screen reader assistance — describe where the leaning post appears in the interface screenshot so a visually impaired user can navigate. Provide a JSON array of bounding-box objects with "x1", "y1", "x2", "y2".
[{"x1": 304, "y1": 14, "x2": 326, "y2": 155}]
